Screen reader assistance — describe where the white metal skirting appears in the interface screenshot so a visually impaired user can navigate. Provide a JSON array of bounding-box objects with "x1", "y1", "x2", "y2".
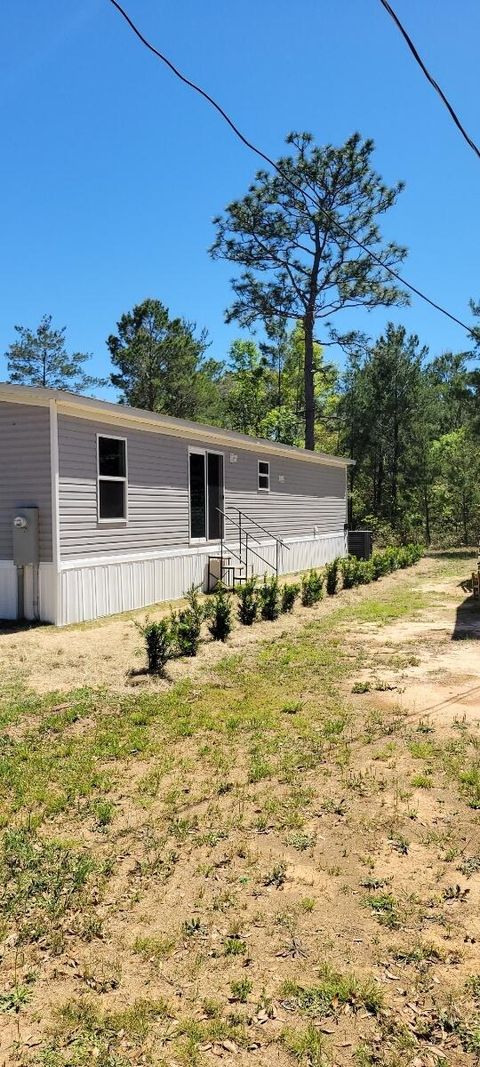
[
  {"x1": 0, "y1": 562, "x2": 57, "y2": 624},
  {"x1": 0, "y1": 562, "x2": 17, "y2": 620},
  {"x1": 55, "y1": 531, "x2": 347, "y2": 626}
]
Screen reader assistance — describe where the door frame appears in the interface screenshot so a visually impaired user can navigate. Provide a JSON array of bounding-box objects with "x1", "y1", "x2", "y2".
[{"x1": 188, "y1": 447, "x2": 225, "y2": 544}]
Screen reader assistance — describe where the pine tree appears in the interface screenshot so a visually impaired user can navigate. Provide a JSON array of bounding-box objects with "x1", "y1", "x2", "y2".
[
  {"x1": 107, "y1": 298, "x2": 222, "y2": 421},
  {"x1": 6, "y1": 314, "x2": 104, "y2": 393},
  {"x1": 211, "y1": 131, "x2": 407, "y2": 450}
]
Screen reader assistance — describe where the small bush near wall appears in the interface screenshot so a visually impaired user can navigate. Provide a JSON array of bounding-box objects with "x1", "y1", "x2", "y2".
[
  {"x1": 281, "y1": 582, "x2": 300, "y2": 613},
  {"x1": 341, "y1": 544, "x2": 423, "y2": 591},
  {"x1": 259, "y1": 576, "x2": 281, "y2": 621},
  {"x1": 237, "y1": 577, "x2": 258, "y2": 626},
  {"x1": 325, "y1": 558, "x2": 340, "y2": 596},
  {"x1": 137, "y1": 619, "x2": 172, "y2": 675},
  {"x1": 206, "y1": 585, "x2": 233, "y2": 642},
  {"x1": 171, "y1": 585, "x2": 204, "y2": 657},
  {"x1": 301, "y1": 569, "x2": 325, "y2": 606}
]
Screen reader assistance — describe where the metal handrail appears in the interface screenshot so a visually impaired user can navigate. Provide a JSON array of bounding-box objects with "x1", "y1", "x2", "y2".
[
  {"x1": 212, "y1": 504, "x2": 289, "y2": 583},
  {"x1": 215, "y1": 506, "x2": 262, "y2": 546},
  {"x1": 229, "y1": 508, "x2": 290, "y2": 551}
]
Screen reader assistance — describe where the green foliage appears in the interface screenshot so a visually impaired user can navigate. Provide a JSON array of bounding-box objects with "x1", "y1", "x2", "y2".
[
  {"x1": 6, "y1": 314, "x2": 104, "y2": 393},
  {"x1": 325, "y1": 558, "x2": 340, "y2": 596},
  {"x1": 206, "y1": 586, "x2": 233, "y2": 642},
  {"x1": 340, "y1": 556, "x2": 361, "y2": 589},
  {"x1": 137, "y1": 618, "x2": 172, "y2": 674},
  {"x1": 237, "y1": 577, "x2": 258, "y2": 626},
  {"x1": 282, "y1": 1023, "x2": 326, "y2": 1064},
  {"x1": 259, "y1": 575, "x2": 281, "y2": 620},
  {"x1": 107, "y1": 298, "x2": 222, "y2": 421},
  {"x1": 340, "y1": 545, "x2": 423, "y2": 591},
  {"x1": 230, "y1": 978, "x2": 252, "y2": 1003},
  {"x1": 281, "y1": 582, "x2": 300, "y2": 613},
  {"x1": 301, "y1": 569, "x2": 324, "y2": 606},
  {"x1": 282, "y1": 963, "x2": 383, "y2": 1015},
  {"x1": 1, "y1": 826, "x2": 95, "y2": 931},
  {"x1": 171, "y1": 585, "x2": 204, "y2": 657},
  {"x1": 211, "y1": 132, "x2": 407, "y2": 449},
  {"x1": 341, "y1": 330, "x2": 480, "y2": 545}
]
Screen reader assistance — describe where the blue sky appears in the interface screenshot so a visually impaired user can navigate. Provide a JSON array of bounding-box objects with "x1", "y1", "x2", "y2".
[{"x1": 1, "y1": 0, "x2": 478, "y2": 396}]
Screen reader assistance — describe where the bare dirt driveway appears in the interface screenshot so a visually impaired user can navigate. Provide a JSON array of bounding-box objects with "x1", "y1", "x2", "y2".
[{"x1": 1, "y1": 551, "x2": 480, "y2": 1067}]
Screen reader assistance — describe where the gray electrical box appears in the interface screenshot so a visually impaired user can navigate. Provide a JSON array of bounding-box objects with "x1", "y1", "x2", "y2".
[{"x1": 13, "y1": 507, "x2": 39, "y2": 566}]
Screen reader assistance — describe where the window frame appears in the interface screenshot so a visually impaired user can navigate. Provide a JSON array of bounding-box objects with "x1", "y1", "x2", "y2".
[
  {"x1": 188, "y1": 446, "x2": 225, "y2": 544},
  {"x1": 257, "y1": 459, "x2": 270, "y2": 493},
  {"x1": 96, "y1": 433, "x2": 128, "y2": 524},
  {"x1": 188, "y1": 447, "x2": 208, "y2": 544}
]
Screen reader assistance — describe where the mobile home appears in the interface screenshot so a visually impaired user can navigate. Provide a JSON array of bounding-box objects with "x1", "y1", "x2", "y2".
[{"x1": 0, "y1": 384, "x2": 352, "y2": 625}]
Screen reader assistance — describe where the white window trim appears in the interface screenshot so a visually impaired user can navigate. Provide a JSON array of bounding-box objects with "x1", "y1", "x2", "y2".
[
  {"x1": 258, "y1": 459, "x2": 270, "y2": 492},
  {"x1": 188, "y1": 447, "x2": 207, "y2": 544},
  {"x1": 188, "y1": 447, "x2": 225, "y2": 544},
  {"x1": 97, "y1": 433, "x2": 128, "y2": 524}
]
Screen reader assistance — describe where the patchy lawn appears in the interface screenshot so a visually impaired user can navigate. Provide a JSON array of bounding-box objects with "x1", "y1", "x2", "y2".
[{"x1": 1, "y1": 552, "x2": 480, "y2": 1066}]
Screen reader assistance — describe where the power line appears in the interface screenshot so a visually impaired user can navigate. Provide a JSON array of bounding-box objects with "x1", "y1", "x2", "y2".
[
  {"x1": 379, "y1": 0, "x2": 480, "y2": 162},
  {"x1": 107, "y1": 0, "x2": 473, "y2": 337}
]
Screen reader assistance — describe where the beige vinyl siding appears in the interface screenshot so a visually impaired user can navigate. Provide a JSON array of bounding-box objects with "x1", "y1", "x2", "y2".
[
  {"x1": 57, "y1": 413, "x2": 347, "y2": 561},
  {"x1": 0, "y1": 401, "x2": 52, "y2": 561}
]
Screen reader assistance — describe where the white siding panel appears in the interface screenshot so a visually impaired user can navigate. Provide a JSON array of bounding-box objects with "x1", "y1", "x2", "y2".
[{"x1": 0, "y1": 562, "x2": 17, "y2": 619}]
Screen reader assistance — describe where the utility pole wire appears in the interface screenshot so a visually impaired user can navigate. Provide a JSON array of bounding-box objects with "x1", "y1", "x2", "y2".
[
  {"x1": 107, "y1": 0, "x2": 474, "y2": 337},
  {"x1": 379, "y1": 0, "x2": 480, "y2": 162}
]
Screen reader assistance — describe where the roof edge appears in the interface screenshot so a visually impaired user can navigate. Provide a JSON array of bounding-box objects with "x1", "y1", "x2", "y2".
[{"x1": 0, "y1": 383, "x2": 355, "y2": 467}]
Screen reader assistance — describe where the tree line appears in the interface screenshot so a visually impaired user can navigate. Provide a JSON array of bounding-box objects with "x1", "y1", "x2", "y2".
[{"x1": 4, "y1": 131, "x2": 479, "y2": 546}]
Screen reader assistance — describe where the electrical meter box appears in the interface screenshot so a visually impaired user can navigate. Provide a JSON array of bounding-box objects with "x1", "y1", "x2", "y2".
[{"x1": 12, "y1": 507, "x2": 39, "y2": 567}]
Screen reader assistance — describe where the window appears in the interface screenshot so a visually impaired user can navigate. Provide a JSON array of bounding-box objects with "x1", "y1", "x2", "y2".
[
  {"x1": 188, "y1": 450, "x2": 225, "y2": 541},
  {"x1": 97, "y1": 435, "x2": 127, "y2": 521},
  {"x1": 258, "y1": 459, "x2": 270, "y2": 491}
]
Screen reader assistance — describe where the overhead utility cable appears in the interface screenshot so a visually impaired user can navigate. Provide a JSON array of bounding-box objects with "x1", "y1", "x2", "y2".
[
  {"x1": 379, "y1": 0, "x2": 480, "y2": 162},
  {"x1": 107, "y1": 0, "x2": 473, "y2": 336}
]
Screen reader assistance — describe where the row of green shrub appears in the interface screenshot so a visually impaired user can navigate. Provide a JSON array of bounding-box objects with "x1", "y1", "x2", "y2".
[
  {"x1": 340, "y1": 542, "x2": 423, "y2": 589},
  {"x1": 137, "y1": 570, "x2": 323, "y2": 674},
  {"x1": 138, "y1": 543, "x2": 423, "y2": 674}
]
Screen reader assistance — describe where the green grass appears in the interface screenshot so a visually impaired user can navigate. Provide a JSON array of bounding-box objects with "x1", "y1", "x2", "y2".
[
  {"x1": 1, "y1": 559, "x2": 479, "y2": 1067},
  {"x1": 281, "y1": 964, "x2": 384, "y2": 1017}
]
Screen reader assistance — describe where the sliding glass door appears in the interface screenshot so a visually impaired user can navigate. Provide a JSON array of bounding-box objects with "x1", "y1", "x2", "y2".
[{"x1": 189, "y1": 450, "x2": 224, "y2": 541}]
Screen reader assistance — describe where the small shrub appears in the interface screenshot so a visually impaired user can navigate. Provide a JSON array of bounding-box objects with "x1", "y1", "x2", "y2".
[
  {"x1": 301, "y1": 569, "x2": 324, "y2": 606},
  {"x1": 371, "y1": 551, "x2": 390, "y2": 580},
  {"x1": 137, "y1": 618, "x2": 172, "y2": 675},
  {"x1": 340, "y1": 556, "x2": 360, "y2": 589},
  {"x1": 206, "y1": 585, "x2": 233, "y2": 642},
  {"x1": 171, "y1": 608, "x2": 201, "y2": 656},
  {"x1": 237, "y1": 577, "x2": 258, "y2": 626},
  {"x1": 356, "y1": 560, "x2": 374, "y2": 585},
  {"x1": 259, "y1": 575, "x2": 281, "y2": 621},
  {"x1": 281, "y1": 582, "x2": 300, "y2": 613},
  {"x1": 325, "y1": 558, "x2": 340, "y2": 596},
  {"x1": 171, "y1": 584, "x2": 204, "y2": 657}
]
